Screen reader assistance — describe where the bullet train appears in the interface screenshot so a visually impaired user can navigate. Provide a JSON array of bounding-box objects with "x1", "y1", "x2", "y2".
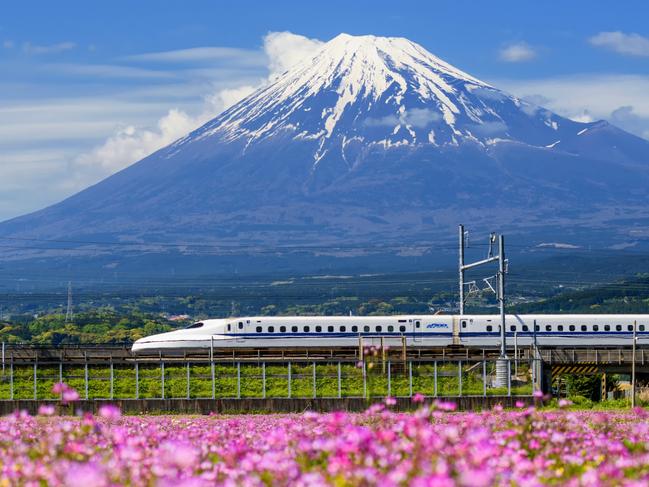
[{"x1": 131, "y1": 314, "x2": 649, "y2": 353}]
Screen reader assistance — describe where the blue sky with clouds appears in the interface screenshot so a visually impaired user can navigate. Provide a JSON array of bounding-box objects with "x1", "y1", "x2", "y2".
[{"x1": 2, "y1": 0, "x2": 649, "y2": 220}]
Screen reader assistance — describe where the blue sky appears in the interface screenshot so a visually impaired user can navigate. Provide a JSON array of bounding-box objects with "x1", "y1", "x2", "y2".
[{"x1": 2, "y1": 0, "x2": 649, "y2": 220}]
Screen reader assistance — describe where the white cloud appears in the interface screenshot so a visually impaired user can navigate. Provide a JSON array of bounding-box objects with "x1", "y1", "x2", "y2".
[
  {"x1": 125, "y1": 46, "x2": 266, "y2": 66},
  {"x1": 589, "y1": 31, "x2": 649, "y2": 57},
  {"x1": 23, "y1": 41, "x2": 76, "y2": 55},
  {"x1": 263, "y1": 31, "x2": 324, "y2": 79},
  {"x1": 499, "y1": 42, "x2": 536, "y2": 62},
  {"x1": 45, "y1": 63, "x2": 176, "y2": 79},
  {"x1": 364, "y1": 108, "x2": 441, "y2": 128},
  {"x1": 74, "y1": 32, "x2": 323, "y2": 175},
  {"x1": 498, "y1": 74, "x2": 649, "y2": 139},
  {"x1": 2, "y1": 40, "x2": 13, "y2": 49}
]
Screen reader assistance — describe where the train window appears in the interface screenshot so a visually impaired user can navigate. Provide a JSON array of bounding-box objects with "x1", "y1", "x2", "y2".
[
  {"x1": 268, "y1": 326, "x2": 274, "y2": 333},
  {"x1": 581, "y1": 325, "x2": 587, "y2": 332},
  {"x1": 304, "y1": 326, "x2": 310, "y2": 333},
  {"x1": 557, "y1": 325, "x2": 564, "y2": 331},
  {"x1": 415, "y1": 321, "x2": 421, "y2": 328},
  {"x1": 398, "y1": 319, "x2": 407, "y2": 323},
  {"x1": 546, "y1": 325, "x2": 552, "y2": 332},
  {"x1": 364, "y1": 325, "x2": 370, "y2": 332},
  {"x1": 238, "y1": 322, "x2": 243, "y2": 329},
  {"x1": 604, "y1": 325, "x2": 610, "y2": 332},
  {"x1": 280, "y1": 326, "x2": 286, "y2": 333},
  {"x1": 593, "y1": 325, "x2": 599, "y2": 331},
  {"x1": 340, "y1": 326, "x2": 346, "y2": 332},
  {"x1": 616, "y1": 325, "x2": 622, "y2": 332},
  {"x1": 510, "y1": 325, "x2": 516, "y2": 332},
  {"x1": 399, "y1": 325, "x2": 406, "y2": 332},
  {"x1": 376, "y1": 326, "x2": 382, "y2": 333},
  {"x1": 185, "y1": 322, "x2": 204, "y2": 329},
  {"x1": 316, "y1": 326, "x2": 322, "y2": 332},
  {"x1": 328, "y1": 326, "x2": 334, "y2": 332},
  {"x1": 256, "y1": 326, "x2": 262, "y2": 333},
  {"x1": 486, "y1": 325, "x2": 493, "y2": 332},
  {"x1": 461, "y1": 320, "x2": 467, "y2": 328},
  {"x1": 388, "y1": 325, "x2": 394, "y2": 332},
  {"x1": 292, "y1": 326, "x2": 298, "y2": 333},
  {"x1": 227, "y1": 324, "x2": 231, "y2": 332},
  {"x1": 641, "y1": 325, "x2": 646, "y2": 332},
  {"x1": 352, "y1": 326, "x2": 358, "y2": 332},
  {"x1": 522, "y1": 325, "x2": 529, "y2": 332},
  {"x1": 628, "y1": 325, "x2": 634, "y2": 332},
  {"x1": 569, "y1": 325, "x2": 575, "y2": 332}
]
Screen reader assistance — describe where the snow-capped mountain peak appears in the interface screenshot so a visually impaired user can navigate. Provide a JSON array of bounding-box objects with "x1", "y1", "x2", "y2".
[{"x1": 178, "y1": 33, "x2": 572, "y2": 165}]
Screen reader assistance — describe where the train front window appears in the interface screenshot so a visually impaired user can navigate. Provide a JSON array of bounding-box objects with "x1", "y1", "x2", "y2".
[{"x1": 185, "y1": 322, "x2": 204, "y2": 329}]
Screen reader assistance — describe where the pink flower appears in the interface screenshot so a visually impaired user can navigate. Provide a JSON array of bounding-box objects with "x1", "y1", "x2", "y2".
[
  {"x1": 38, "y1": 404, "x2": 55, "y2": 416},
  {"x1": 515, "y1": 400, "x2": 525, "y2": 408},
  {"x1": 533, "y1": 390, "x2": 544, "y2": 398},
  {"x1": 384, "y1": 397, "x2": 397, "y2": 406},
  {"x1": 558, "y1": 398, "x2": 573, "y2": 408},
  {"x1": 412, "y1": 392, "x2": 425, "y2": 403},
  {"x1": 52, "y1": 382, "x2": 66, "y2": 394},
  {"x1": 160, "y1": 440, "x2": 199, "y2": 470},
  {"x1": 98, "y1": 404, "x2": 121, "y2": 421},
  {"x1": 62, "y1": 388, "x2": 80, "y2": 404},
  {"x1": 64, "y1": 463, "x2": 107, "y2": 487}
]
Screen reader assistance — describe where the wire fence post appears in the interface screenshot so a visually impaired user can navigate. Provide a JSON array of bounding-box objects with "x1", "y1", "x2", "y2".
[
  {"x1": 312, "y1": 362, "x2": 316, "y2": 399},
  {"x1": 161, "y1": 362, "x2": 165, "y2": 399},
  {"x1": 337, "y1": 361, "x2": 342, "y2": 399},
  {"x1": 33, "y1": 361, "x2": 37, "y2": 400},
  {"x1": 434, "y1": 361, "x2": 438, "y2": 397},
  {"x1": 59, "y1": 360, "x2": 63, "y2": 385},
  {"x1": 84, "y1": 360, "x2": 89, "y2": 400},
  {"x1": 287, "y1": 362, "x2": 291, "y2": 399},
  {"x1": 387, "y1": 360, "x2": 391, "y2": 397},
  {"x1": 135, "y1": 362, "x2": 139, "y2": 400},
  {"x1": 482, "y1": 360, "x2": 487, "y2": 397},
  {"x1": 458, "y1": 360, "x2": 462, "y2": 396},
  {"x1": 186, "y1": 361, "x2": 191, "y2": 400},
  {"x1": 9, "y1": 357, "x2": 13, "y2": 401},
  {"x1": 109, "y1": 361, "x2": 114, "y2": 400},
  {"x1": 237, "y1": 362, "x2": 241, "y2": 399},
  {"x1": 362, "y1": 360, "x2": 367, "y2": 398},
  {"x1": 262, "y1": 362, "x2": 266, "y2": 399},
  {"x1": 211, "y1": 360, "x2": 216, "y2": 400},
  {"x1": 408, "y1": 361, "x2": 413, "y2": 397},
  {"x1": 507, "y1": 359, "x2": 511, "y2": 397}
]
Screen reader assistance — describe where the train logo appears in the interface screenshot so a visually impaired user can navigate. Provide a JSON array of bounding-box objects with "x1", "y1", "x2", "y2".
[{"x1": 426, "y1": 323, "x2": 449, "y2": 329}]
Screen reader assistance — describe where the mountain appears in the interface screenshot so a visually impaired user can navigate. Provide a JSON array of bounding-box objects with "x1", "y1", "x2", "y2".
[{"x1": 3, "y1": 33, "x2": 649, "y2": 275}]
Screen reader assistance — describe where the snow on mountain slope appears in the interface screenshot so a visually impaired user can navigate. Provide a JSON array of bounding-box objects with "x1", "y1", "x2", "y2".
[{"x1": 174, "y1": 33, "x2": 572, "y2": 162}]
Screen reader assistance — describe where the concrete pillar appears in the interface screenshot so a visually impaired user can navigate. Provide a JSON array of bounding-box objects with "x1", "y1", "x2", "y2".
[
  {"x1": 434, "y1": 361, "x2": 438, "y2": 397},
  {"x1": 337, "y1": 362, "x2": 342, "y2": 399},
  {"x1": 135, "y1": 362, "x2": 139, "y2": 400}
]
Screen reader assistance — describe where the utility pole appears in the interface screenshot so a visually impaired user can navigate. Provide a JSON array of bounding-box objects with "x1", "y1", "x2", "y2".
[
  {"x1": 458, "y1": 225, "x2": 509, "y2": 387},
  {"x1": 459, "y1": 224, "x2": 466, "y2": 315},
  {"x1": 65, "y1": 282, "x2": 73, "y2": 323},
  {"x1": 632, "y1": 320, "x2": 637, "y2": 408}
]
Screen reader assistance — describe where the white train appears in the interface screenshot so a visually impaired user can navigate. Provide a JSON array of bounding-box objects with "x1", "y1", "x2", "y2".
[{"x1": 131, "y1": 314, "x2": 649, "y2": 353}]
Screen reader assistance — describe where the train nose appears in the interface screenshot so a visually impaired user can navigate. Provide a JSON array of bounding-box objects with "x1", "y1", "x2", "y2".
[{"x1": 131, "y1": 337, "x2": 155, "y2": 354}]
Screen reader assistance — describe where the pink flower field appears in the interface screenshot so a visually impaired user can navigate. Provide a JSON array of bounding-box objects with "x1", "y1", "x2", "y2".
[{"x1": 1, "y1": 401, "x2": 649, "y2": 486}]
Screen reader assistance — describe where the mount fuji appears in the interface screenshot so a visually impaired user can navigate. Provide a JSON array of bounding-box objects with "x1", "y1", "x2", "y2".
[{"x1": 3, "y1": 33, "x2": 649, "y2": 273}]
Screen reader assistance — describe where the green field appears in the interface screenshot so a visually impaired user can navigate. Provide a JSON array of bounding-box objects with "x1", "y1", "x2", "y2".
[{"x1": 0, "y1": 360, "x2": 533, "y2": 400}]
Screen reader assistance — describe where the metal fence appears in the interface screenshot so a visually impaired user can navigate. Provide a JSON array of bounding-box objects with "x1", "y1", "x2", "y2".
[{"x1": 0, "y1": 357, "x2": 536, "y2": 401}]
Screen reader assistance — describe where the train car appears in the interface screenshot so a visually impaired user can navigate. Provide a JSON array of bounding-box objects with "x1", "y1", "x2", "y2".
[{"x1": 131, "y1": 314, "x2": 649, "y2": 353}]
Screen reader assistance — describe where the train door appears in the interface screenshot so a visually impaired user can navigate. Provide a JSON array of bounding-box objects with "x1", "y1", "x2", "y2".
[
  {"x1": 236, "y1": 320, "x2": 246, "y2": 342},
  {"x1": 413, "y1": 318, "x2": 422, "y2": 342}
]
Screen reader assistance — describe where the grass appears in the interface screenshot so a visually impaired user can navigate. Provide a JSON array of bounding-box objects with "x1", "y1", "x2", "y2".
[{"x1": 0, "y1": 361, "x2": 534, "y2": 400}]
